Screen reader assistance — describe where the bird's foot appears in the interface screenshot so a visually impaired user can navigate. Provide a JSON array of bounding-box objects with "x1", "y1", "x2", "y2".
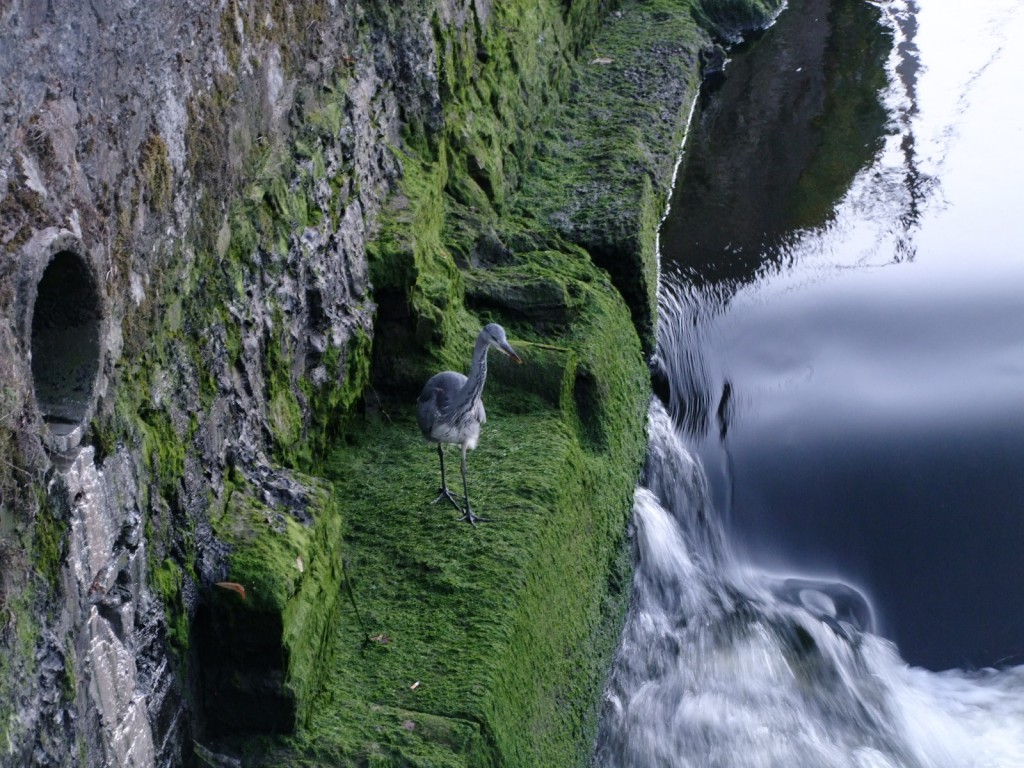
[
  {"x1": 430, "y1": 487, "x2": 464, "y2": 512},
  {"x1": 457, "y1": 508, "x2": 492, "y2": 526}
]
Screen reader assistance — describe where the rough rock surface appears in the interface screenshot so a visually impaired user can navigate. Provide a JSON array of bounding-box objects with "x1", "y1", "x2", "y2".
[{"x1": 0, "y1": 1, "x2": 434, "y2": 763}]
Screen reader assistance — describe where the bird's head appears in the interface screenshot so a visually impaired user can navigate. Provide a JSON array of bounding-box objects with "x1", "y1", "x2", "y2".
[{"x1": 482, "y1": 323, "x2": 523, "y2": 364}]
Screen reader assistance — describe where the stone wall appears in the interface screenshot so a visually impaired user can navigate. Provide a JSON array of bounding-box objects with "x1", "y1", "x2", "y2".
[{"x1": 0, "y1": 1, "x2": 435, "y2": 763}]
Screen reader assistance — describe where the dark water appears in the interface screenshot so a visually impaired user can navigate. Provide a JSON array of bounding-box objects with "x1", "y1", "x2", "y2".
[
  {"x1": 659, "y1": 0, "x2": 1024, "y2": 674},
  {"x1": 594, "y1": 2, "x2": 1024, "y2": 763}
]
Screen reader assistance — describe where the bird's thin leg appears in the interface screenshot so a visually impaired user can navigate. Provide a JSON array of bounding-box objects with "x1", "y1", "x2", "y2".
[
  {"x1": 430, "y1": 444, "x2": 464, "y2": 511},
  {"x1": 457, "y1": 445, "x2": 491, "y2": 525}
]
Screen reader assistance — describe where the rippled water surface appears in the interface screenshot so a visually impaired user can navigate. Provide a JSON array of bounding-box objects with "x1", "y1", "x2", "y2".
[{"x1": 661, "y1": 0, "x2": 1024, "y2": 672}]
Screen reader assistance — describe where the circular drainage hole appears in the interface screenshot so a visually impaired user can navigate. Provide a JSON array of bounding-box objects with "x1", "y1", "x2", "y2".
[{"x1": 30, "y1": 250, "x2": 102, "y2": 437}]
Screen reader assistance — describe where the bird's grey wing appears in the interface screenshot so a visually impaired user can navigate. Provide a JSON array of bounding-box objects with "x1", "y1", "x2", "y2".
[
  {"x1": 417, "y1": 384, "x2": 440, "y2": 436},
  {"x1": 417, "y1": 371, "x2": 466, "y2": 437}
]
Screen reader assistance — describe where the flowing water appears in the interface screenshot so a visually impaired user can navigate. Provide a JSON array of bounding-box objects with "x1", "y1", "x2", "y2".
[{"x1": 595, "y1": 0, "x2": 1024, "y2": 764}]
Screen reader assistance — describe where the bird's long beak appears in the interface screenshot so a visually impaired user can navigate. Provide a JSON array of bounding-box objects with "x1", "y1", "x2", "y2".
[{"x1": 502, "y1": 342, "x2": 524, "y2": 365}]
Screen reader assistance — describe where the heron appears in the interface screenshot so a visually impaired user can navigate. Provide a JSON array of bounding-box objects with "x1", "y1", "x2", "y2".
[{"x1": 417, "y1": 323, "x2": 522, "y2": 524}]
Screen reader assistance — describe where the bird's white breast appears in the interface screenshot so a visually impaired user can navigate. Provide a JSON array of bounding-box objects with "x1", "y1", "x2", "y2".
[{"x1": 428, "y1": 399, "x2": 485, "y2": 448}]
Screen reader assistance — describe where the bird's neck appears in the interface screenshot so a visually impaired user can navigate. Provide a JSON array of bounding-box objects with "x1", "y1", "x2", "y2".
[{"x1": 457, "y1": 335, "x2": 491, "y2": 407}]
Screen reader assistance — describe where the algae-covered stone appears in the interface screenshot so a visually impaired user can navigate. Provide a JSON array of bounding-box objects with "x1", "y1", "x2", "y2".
[
  {"x1": 515, "y1": 0, "x2": 709, "y2": 352},
  {"x1": 263, "y1": 249, "x2": 648, "y2": 768},
  {"x1": 200, "y1": 465, "x2": 345, "y2": 736},
  {"x1": 516, "y1": 0, "x2": 783, "y2": 352}
]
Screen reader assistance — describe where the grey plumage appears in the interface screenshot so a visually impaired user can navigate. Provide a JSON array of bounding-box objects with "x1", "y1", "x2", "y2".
[{"x1": 417, "y1": 323, "x2": 522, "y2": 524}]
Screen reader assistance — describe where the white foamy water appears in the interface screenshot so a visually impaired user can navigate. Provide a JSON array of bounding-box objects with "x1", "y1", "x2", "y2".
[{"x1": 594, "y1": 403, "x2": 1024, "y2": 768}]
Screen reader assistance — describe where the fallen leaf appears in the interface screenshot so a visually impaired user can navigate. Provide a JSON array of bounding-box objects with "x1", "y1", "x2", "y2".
[{"x1": 215, "y1": 582, "x2": 247, "y2": 600}]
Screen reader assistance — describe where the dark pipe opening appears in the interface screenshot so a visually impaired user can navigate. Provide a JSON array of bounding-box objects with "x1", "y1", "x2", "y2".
[
  {"x1": 31, "y1": 250, "x2": 101, "y2": 437},
  {"x1": 193, "y1": 604, "x2": 296, "y2": 739}
]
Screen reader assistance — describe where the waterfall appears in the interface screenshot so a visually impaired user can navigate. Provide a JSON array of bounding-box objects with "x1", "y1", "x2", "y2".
[
  {"x1": 593, "y1": 400, "x2": 1024, "y2": 768},
  {"x1": 593, "y1": 0, "x2": 1024, "y2": 763}
]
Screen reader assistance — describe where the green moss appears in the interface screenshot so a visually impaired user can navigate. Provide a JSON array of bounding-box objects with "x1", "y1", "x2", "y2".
[
  {"x1": 61, "y1": 637, "x2": 76, "y2": 704},
  {"x1": 152, "y1": 558, "x2": 190, "y2": 654},
  {"x1": 213, "y1": 489, "x2": 309, "y2": 615},
  {"x1": 139, "y1": 405, "x2": 187, "y2": 502},
  {"x1": 512, "y1": 0, "x2": 722, "y2": 351},
  {"x1": 86, "y1": 61, "x2": 381, "y2": 710},
  {"x1": 140, "y1": 133, "x2": 173, "y2": 211},
  {"x1": 367, "y1": 148, "x2": 478, "y2": 388},
  {"x1": 250, "y1": 245, "x2": 647, "y2": 767},
  {"x1": 206, "y1": 470, "x2": 346, "y2": 728},
  {"x1": 424, "y1": 0, "x2": 587, "y2": 215},
  {"x1": 303, "y1": 330, "x2": 374, "y2": 459},
  {"x1": 219, "y1": 0, "x2": 244, "y2": 72},
  {"x1": 265, "y1": 315, "x2": 307, "y2": 466},
  {"x1": 0, "y1": 388, "x2": 22, "y2": 509},
  {"x1": 32, "y1": 491, "x2": 66, "y2": 594},
  {"x1": 691, "y1": 0, "x2": 784, "y2": 39},
  {"x1": 238, "y1": 5, "x2": 668, "y2": 762},
  {"x1": 95, "y1": 331, "x2": 197, "y2": 662},
  {"x1": 0, "y1": 521, "x2": 42, "y2": 752}
]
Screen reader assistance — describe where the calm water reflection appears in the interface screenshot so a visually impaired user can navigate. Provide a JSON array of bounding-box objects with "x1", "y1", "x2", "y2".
[{"x1": 660, "y1": 0, "x2": 1024, "y2": 670}]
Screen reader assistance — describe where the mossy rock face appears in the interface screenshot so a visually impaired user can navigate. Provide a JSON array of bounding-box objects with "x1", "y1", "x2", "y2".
[
  {"x1": 513, "y1": 0, "x2": 706, "y2": 352},
  {"x1": 692, "y1": 0, "x2": 786, "y2": 40},
  {"x1": 197, "y1": 466, "x2": 345, "y2": 738},
  {"x1": 514, "y1": 0, "x2": 783, "y2": 352},
  {"x1": 241, "y1": 249, "x2": 648, "y2": 767},
  {"x1": 181, "y1": 1, "x2": 783, "y2": 765},
  {"x1": 461, "y1": 246, "x2": 603, "y2": 337}
]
